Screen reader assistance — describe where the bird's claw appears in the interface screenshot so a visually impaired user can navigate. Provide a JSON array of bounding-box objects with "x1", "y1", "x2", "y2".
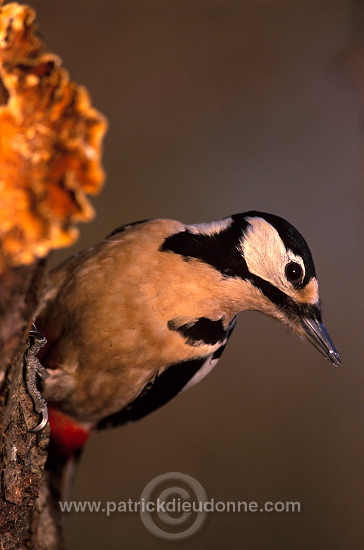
[
  {"x1": 29, "y1": 404, "x2": 49, "y2": 433},
  {"x1": 25, "y1": 324, "x2": 49, "y2": 432},
  {"x1": 28, "y1": 324, "x2": 46, "y2": 341}
]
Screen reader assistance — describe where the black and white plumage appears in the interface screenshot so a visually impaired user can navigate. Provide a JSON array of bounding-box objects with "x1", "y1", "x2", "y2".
[{"x1": 36, "y1": 211, "x2": 340, "y2": 440}]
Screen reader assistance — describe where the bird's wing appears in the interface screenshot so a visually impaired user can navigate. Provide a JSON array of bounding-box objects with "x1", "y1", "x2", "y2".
[{"x1": 97, "y1": 316, "x2": 237, "y2": 429}]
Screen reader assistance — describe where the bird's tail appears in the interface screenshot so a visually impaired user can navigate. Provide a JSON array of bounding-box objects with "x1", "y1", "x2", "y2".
[{"x1": 46, "y1": 406, "x2": 90, "y2": 502}]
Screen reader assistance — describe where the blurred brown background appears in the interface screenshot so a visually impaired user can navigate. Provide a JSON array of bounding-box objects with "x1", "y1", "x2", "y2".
[{"x1": 29, "y1": 1, "x2": 363, "y2": 549}]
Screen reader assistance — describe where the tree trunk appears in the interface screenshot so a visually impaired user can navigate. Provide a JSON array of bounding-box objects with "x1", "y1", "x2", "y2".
[{"x1": 0, "y1": 262, "x2": 65, "y2": 549}]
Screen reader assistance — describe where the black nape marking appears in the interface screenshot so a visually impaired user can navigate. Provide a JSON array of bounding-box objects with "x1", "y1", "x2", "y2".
[
  {"x1": 168, "y1": 317, "x2": 227, "y2": 346},
  {"x1": 97, "y1": 357, "x2": 206, "y2": 429},
  {"x1": 105, "y1": 219, "x2": 150, "y2": 240},
  {"x1": 160, "y1": 218, "x2": 251, "y2": 278}
]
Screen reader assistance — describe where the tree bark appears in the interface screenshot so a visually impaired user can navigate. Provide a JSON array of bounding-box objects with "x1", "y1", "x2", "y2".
[{"x1": 0, "y1": 262, "x2": 64, "y2": 549}]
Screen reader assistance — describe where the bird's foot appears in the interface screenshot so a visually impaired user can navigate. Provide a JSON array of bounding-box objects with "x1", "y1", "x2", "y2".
[{"x1": 25, "y1": 324, "x2": 49, "y2": 432}]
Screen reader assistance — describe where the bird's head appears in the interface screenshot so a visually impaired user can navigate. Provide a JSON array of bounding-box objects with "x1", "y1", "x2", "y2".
[
  {"x1": 162, "y1": 211, "x2": 340, "y2": 366},
  {"x1": 233, "y1": 211, "x2": 340, "y2": 366}
]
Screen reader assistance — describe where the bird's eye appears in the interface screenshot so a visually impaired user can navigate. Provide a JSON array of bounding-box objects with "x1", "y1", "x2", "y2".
[{"x1": 285, "y1": 261, "x2": 303, "y2": 284}]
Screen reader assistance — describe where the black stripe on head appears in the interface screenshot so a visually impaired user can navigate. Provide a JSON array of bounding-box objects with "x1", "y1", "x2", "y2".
[
  {"x1": 160, "y1": 217, "x2": 250, "y2": 278},
  {"x1": 97, "y1": 357, "x2": 206, "y2": 428},
  {"x1": 160, "y1": 212, "x2": 315, "y2": 287},
  {"x1": 248, "y1": 274, "x2": 289, "y2": 310},
  {"x1": 237, "y1": 211, "x2": 316, "y2": 284},
  {"x1": 168, "y1": 317, "x2": 227, "y2": 346},
  {"x1": 248, "y1": 272, "x2": 321, "y2": 322}
]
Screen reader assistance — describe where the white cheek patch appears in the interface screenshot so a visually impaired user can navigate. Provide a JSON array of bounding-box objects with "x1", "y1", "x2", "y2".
[{"x1": 239, "y1": 217, "x2": 306, "y2": 299}]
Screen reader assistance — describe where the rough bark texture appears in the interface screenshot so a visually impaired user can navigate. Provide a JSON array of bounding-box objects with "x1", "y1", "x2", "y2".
[{"x1": 0, "y1": 262, "x2": 63, "y2": 549}]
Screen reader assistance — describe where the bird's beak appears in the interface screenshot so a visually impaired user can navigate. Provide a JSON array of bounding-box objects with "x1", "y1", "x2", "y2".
[{"x1": 301, "y1": 317, "x2": 341, "y2": 366}]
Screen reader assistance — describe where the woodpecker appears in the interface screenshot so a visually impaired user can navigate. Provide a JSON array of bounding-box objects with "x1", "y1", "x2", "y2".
[{"x1": 35, "y1": 212, "x2": 340, "y2": 459}]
